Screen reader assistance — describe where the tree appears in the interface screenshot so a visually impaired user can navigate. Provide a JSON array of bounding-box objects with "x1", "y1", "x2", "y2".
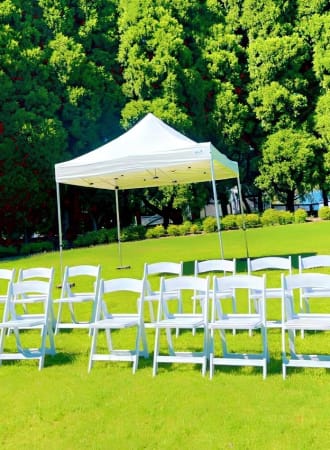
[{"x1": 256, "y1": 129, "x2": 321, "y2": 211}]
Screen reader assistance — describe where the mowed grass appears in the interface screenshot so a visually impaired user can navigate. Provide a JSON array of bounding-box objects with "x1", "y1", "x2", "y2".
[{"x1": 0, "y1": 221, "x2": 330, "y2": 449}]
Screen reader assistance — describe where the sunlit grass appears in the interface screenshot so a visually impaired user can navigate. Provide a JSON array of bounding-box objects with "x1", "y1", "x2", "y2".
[{"x1": 0, "y1": 221, "x2": 329, "y2": 448}]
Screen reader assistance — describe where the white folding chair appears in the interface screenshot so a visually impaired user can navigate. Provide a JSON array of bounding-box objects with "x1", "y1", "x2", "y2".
[
  {"x1": 0, "y1": 276, "x2": 56, "y2": 369},
  {"x1": 281, "y1": 273, "x2": 330, "y2": 379},
  {"x1": 142, "y1": 262, "x2": 183, "y2": 328},
  {"x1": 298, "y1": 255, "x2": 330, "y2": 312},
  {"x1": 193, "y1": 259, "x2": 236, "y2": 310},
  {"x1": 54, "y1": 265, "x2": 101, "y2": 334},
  {"x1": 17, "y1": 267, "x2": 55, "y2": 322},
  {"x1": 209, "y1": 274, "x2": 268, "y2": 379},
  {"x1": 248, "y1": 256, "x2": 292, "y2": 328},
  {"x1": 153, "y1": 275, "x2": 209, "y2": 376},
  {"x1": 0, "y1": 269, "x2": 16, "y2": 303},
  {"x1": 88, "y1": 277, "x2": 149, "y2": 373}
]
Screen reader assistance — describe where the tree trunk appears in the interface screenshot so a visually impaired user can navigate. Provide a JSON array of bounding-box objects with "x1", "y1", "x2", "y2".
[
  {"x1": 286, "y1": 190, "x2": 295, "y2": 212},
  {"x1": 322, "y1": 188, "x2": 329, "y2": 206}
]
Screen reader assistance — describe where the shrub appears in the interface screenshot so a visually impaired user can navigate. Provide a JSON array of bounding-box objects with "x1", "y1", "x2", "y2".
[
  {"x1": 260, "y1": 208, "x2": 281, "y2": 226},
  {"x1": 179, "y1": 221, "x2": 192, "y2": 235},
  {"x1": 145, "y1": 225, "x2": 165, "y2": 239},
  {"x1": 190, "y1": 223, "x2": 201, "y2": 234},
  {"x1": 167, "y1": 224, "x2": 181, "y2": 236},
  {"x1": 294, "y1": 208, "x2": 308, "y2": 223},
  {"x1": 221, "y1": 214, "x2": 237, "y2": 230},
  {"x1": 105, "y1": 228, "x2": 118, "y2": 243},
  {"x1": 318, "y1": 206, "x2": 330, "y2": 220},
  {"x1": 236, "y1": 213, "x2": 260, "y2": 229},
  {"x1": 0, "y1": 245, "x2": 18, "y2": 258},
  {"x1": 73, "y1": 231, "x2": 98, "y2": 248},
  {"x1": 20, "y1": 241, "x2": 53, "y2": 255},
  {"x1": 121, "y1": 225, "x2": 146, "y2": 242},
  {"x1": 278, "y1": 210, "x2": 294, "y2": 225},
  {"x1": 202, "y1": 216, "x2": 217, "y2": 233}
]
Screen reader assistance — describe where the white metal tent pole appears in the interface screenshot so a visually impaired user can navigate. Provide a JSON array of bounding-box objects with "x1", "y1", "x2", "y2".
[
  {"x1": 237, "y1": 173, "x2": 249, "y2": 259},
  {"x1": 56, "y1": 182, "x2": 64, "y2": 278},
  {"x1": 114, "y1": 187, "x2": 130, "y2": 269},
  {"x1": 115, "y1": 187, "x2": 123, "y2": 267},
  {"x1": 210, "y1": 157, "x2": 224, "y2": 259}
]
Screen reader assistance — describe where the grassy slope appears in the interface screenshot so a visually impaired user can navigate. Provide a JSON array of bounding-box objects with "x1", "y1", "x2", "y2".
[{"x1": 0, "y1": 222, "x2": 329, "y2": 449}]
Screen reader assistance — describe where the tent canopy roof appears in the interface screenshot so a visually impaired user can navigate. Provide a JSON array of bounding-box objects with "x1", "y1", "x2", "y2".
[{"x1": 55, "y1": 113, "x2": 238, "y2": 190}]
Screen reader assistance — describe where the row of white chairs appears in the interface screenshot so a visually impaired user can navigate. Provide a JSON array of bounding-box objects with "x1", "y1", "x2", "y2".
[
  {"x1": 0, "y1": 255, "x2": 329, "y2": 377},
  {"x1": 89, "y1": 271, "x2": 330, "y2": 379}
]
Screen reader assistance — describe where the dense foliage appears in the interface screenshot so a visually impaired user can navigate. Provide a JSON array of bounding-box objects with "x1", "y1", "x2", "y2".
[{"x1": 1, "y1": 0, "x2": 329, "y2": 243}]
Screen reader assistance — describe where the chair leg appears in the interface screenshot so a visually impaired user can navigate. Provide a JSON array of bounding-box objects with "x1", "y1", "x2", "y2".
[
  {"x1": 133, "y1": 327, "x2": 141, "y2": 374},
  {"x1": 88, "y1": 328, "x2": 98, "y2": 372},
  {"x1": 166, "y1": 328, "x2": 175, "y2": 355},
  {"x1": 153, "y1": 328, "x2": 160, "y2": 376},
  {"x1": 140, "y1": 326, "x2": 149, "y2": 358},
  {"x1": 220, "y1": 329, "x2": 229, "y2": 357},
  {"x1": 209, "y1": 330, "x2": 214, "y2": 379},
  {"x1": 38, "y1": 326, "x2": 48, "y2": 370}
]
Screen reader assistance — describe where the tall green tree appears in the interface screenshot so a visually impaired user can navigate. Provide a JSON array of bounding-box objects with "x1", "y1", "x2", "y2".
[{"x1": 256, "y1": 129, "x2": 321, "y2": 211}]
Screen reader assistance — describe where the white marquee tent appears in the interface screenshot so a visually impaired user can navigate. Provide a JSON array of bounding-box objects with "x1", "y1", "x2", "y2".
[{"x1": 55, "y1": 113, "x2": 244, "y2": 267}]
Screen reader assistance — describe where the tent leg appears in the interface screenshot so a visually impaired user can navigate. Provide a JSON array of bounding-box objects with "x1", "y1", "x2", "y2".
[
  {"x1": 56, "y1": 182, "x2": 64, "y2": 279},
  {"x1": 115, "y1": 187, "x2": 130, "y2": 270},
  {"x1": 210, "y1": 158, "x2": 224, "y2": 259},
  {"x1": 237, "y1": 174, "x2": 249, "y2": 259}
]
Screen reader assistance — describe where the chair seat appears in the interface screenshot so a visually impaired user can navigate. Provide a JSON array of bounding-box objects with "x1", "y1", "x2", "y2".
[
  {"x1": 54, "y1": 294, "x2": 95, "y2": 303},
  {"x1": 91, "y1": 315, "x2": 140, "y2": 329},
  {"x1": 250, "y1": 287, "x2": 282, "y2": 299},
  {"x1": 0, "y1": 318, "x2": 46, "y2": 328},
  {"x1": 209, "y1": 315, "x2": 262, "y2": 330},
  {"x1": 284, "y1": 317, "x2": 330, "y2": 330},
  {"x1": 301, "y1": 288, "x2": 330, "y2": 298},
  {"x1": 144, "y1": 291, "x2": 179, "y2": 302},
  {"x1": 154, "y1": 316, "x2": 204, "y2": 329}
]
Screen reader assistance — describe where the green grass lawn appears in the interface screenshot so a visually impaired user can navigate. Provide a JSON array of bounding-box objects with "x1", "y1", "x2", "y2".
[{"x1": 0, "y1": 221, "x2": 330, "y2": 449}]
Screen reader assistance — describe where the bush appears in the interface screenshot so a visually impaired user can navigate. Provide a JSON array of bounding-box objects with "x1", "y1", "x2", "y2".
[
  {"x1": 318, "y1": 206, "x2": 330, "y2": 220},
  {"x1": 145, "y1": 225, "x2": 165, "y2": 239},
  {"x1": 73, "y1": 231, "x2": 98, "y2": 248},
  {"x1": 121, "y1": 225, "x2": 146, "y2": 242},
  {"x1": 190, "y1": 223, "x2": 201, "y2": 234},
  {"x1": 202, "y1": 216, "x2": 217, "y2": 233},
  {"x1": 0, "y1": 245, "x2": 18, "y2": 258},
  {"x1": 260, "y1": 208, "x2": 281, "y2": 226},
  {"x1": 278, "y1": 210, "x2": 294, "y2": 225},
  {"x1": 20, "y1": 241, "x2": 53, "y2": 255},
  {"x1": 179, "y1": 221, "x2": 192, "y2": 235},
  {"x1": 167, "y1": 224, "x2": 181, "y2": 236},
  {"x1": 294, "y1": 208, "x2": 308, "y2": 223},
  {"x1": 236, "y1": 213, "x2": 260, "y2": 229},
  {"x1": 221, "y1": 214, "x2": 237, "y2": 230}
]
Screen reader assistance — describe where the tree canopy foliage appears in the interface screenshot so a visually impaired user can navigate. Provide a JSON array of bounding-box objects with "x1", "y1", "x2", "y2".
[{"x1": 0, "y1": 0, "x2": 329, "y2": 242}]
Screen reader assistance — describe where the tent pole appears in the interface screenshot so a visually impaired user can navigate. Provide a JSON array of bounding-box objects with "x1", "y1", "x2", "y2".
[
  {"x1": 115, "y1": 187, "x2": 130, "y2": 269},
  {"x1": 210, "y1": 157, "x2": 224, "y2": 259},
  {"x1": 237, "y1": 173, "x2": 249, "y2": 259},
  {"x1": 56, "y1": 182, "x2": 64, "y2": 279}
]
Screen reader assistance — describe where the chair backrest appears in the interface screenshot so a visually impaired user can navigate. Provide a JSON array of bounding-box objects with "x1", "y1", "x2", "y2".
[
  {"x1": 6, "y1": 278, "x2": 53, "y2": 321},
  {"x1": 0, "y1": 269, "x2": 16, "y2": 302},
  {"x1": 143, "y1": 262, "x2": 183, "y2": 295},
  {"x1": 248, "y1": 256, "x2": 292, "y2": 273},
  {"x1": 158, "y1": 275, "x2": 209, "y2": 318},
  {"x1": 282, "y1": 273, "x2": 330, "y2": 319},
  {"x1": 299, "y1": 255, "x2": 330, "y2": 272},
  {"x1": 96, "y1": 277, "x2": 146, "y2": 319},
  {"x1": 213, "y1": 274, "x2": 266, "y2": 319},
  {"x1": 194, "y1": 259, "x2": 236, "y2": 276},
  {"x1": 18, "y1": 267, "x2": 54, "y2": 282},
  {"x1": 60, "y1": 265, "x2": 101, "y2": 297},
  {"x1": 143, "y1": 262, "x2": 183, "y2": 277}
]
